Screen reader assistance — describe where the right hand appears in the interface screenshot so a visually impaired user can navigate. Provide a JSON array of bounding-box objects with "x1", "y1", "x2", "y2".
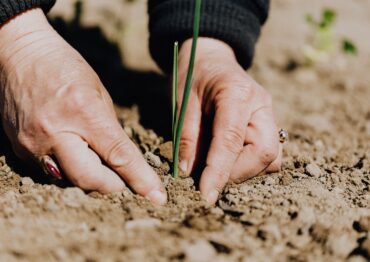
[{"x1": 0, "y1": 8, "x2": 167, "y2": 205}]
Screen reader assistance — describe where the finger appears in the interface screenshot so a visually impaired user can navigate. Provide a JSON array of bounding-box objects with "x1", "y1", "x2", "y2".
[
  {"x1": 178, "y1": 95, "x2": 202, "y2": 176},
  {"x1": 230, "y1": 107, "x2": 279, "y2": 182},
  {"x1": 199, "y1": 98, "x2": 250, "y2": 204},
  {"x1": 265, "y1": 143, "x2": 282, "y2": 173},
  {"x1": 87, "y1": 120, "x2": 167, "y2": 205},
  {"x1": 52, "y1": 134, "x2": 125, "y2": 193}
]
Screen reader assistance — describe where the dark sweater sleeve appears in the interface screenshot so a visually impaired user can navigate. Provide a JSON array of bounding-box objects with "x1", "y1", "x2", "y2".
[
  {"x1": 0, "y1": 0, "x2": 56, "y2": 26},
  {"x1": 148, "y1": 0, "x2": 270, "y2": 73}
]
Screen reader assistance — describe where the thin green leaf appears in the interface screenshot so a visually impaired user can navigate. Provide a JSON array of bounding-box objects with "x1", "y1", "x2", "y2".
[
  {"x1": 342, "y1": 39, "x2": 358, "y2": 55},
  {"x1": 172, "y1": 42, "x2": 179, "y2": 147},
  {"x1": 173, "y1": 0, "x2": 201, "y2": 179},
  {"x1": 320, "y1": 9, "x2": 336, "y2": 28}
]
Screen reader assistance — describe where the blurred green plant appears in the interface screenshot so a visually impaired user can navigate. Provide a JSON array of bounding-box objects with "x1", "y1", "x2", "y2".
[
  {"x1": 172, "y1": 0, "x2": 201, "y2": 179},
  {"x1": 303, "y1": 8, "x2": 358, "y2": 64}
]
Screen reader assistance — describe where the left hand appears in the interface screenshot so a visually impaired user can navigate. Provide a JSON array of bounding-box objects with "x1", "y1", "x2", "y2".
[{"x1": 177, "y1": 37, "x2": 282, "y2": 204}]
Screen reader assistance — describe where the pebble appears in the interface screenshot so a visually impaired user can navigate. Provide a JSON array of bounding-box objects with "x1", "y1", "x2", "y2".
[
  {"x1": 183, "y1": 239, "x2": 216, "y2": 262},
  {"x1": 123, "y1": 126, "x2": 134, "y2": 138},
  {"x1": 358, "y1": 216, "x2": 370, "y2": 232},
  {"x1": 20, "y1": 177, "x2": 34, "y2": 187},
  {"x1": 210, "y1": 207, "x2": 224, "y2": 217},
  {"x1": 144, "y1": 152, "x2": 162, "y2": 168},
  {"x1": 305, "y1": 163, "x2": 321, "y2": 178},
  {"x1": 228, "y1": 187, "x2": 238, "y2": 195},
  {"x1": 264, "y1": 176, "x2": 276, "y2": 185},
  {"x1": 299, "y1": 207, "x2": 316, "y2": 225},
  {"x1": 125, "y1": 218, "x2": 161, "y2": 230},
  {"x1": 0, "y1": 156, "x2": 5, "y2": 165},
  {"x1": 328, "y1": 234, "x2": 357, "y2": 258}
]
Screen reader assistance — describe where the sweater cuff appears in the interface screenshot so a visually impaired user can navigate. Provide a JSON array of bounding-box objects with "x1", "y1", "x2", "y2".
[
  {"x1": 0, "y1": 0, "x2": 56, "y2": 26},
  {"x1": 149, "y1": 0, "x2": 268, "y2": 73}
]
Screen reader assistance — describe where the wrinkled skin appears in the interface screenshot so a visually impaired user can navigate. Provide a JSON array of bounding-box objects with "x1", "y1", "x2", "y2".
[
  {"x1": 0, "y1": 8, "x2": 280, "y2": 205},
  {"x1": 177, "y1": 39, "x2": 281, "y2": 203}
]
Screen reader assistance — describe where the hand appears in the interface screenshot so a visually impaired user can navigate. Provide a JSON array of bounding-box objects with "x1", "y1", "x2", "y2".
[
  {"x1": 177, "y1": 38, "x2": 282, "y2": 204},
  {"x1": 0, "y1": 9, "x2": 167, "y2": 205}
]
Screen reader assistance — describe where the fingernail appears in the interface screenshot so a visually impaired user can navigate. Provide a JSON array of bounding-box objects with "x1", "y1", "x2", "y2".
[
  {"x1": 179, "y1": 160, "x2": 188, "y2": 174},
  {"x1": 147, "y1": 189, "x2": 167, "y2": 206},
  {"x1": 45, "y1": 161, "x2": 62, "y2": 180},
  {"x1": 206, "y1": 189, "x2": 219, "y2": 204}
]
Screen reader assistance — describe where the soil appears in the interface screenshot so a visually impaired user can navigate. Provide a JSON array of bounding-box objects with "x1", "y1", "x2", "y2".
[{"x1": 1, "y1": 0, "x2": 369, "y2": 261}]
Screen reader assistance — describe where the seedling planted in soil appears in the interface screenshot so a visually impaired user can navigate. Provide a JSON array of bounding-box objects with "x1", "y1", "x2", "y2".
[
  {"x1": 172, "y1": 0, "x2": 201, "y2": 178},
  {"x1": 304, "y1": 8, "x2": 357, "y2": 64}
]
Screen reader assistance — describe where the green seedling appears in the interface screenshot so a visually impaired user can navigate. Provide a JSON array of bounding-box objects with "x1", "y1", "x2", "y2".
[
  {"x1": 304, "y1": 8, "x2": 357, "y2": 64},
  {"x1": 172, "y1": 0, "x2": 201, "y2": 178},
  {"x1": 172, "y1": 42, "x2": 179, "y2": 150}
]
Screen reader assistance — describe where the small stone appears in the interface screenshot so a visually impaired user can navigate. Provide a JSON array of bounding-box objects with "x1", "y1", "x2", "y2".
[
  {"x1": 228, "y1": 187, "x2": 238, "y2": 195},
  {"x1": 358, "y1": 216, "x2": 370, "y2": 232},
  {"x1": 280, "y1": 174, "x2": 293, "y2": 185},
  {"x1": 144, "y1": 152, "x2": 162, "y2": 168},
  {"x1": 123, "y1": 126, "x2": 134, "y2": 138},
  {"x1": 20, "y1": 177, "x2": 34, "y2": 187},
  {"x1": 305, "y1": 163, "x2": 321, "y2": 178},
  {"x1": 0, "y1": 165, "x2": 11, "y2": 174},
  {"x1": 264, "y1": 176, "x2": 276, "y2": 185},
  {"x1": 125, "y1": 218, "x2": 161, "y2": 230},
  {"x1": 328, "y1": 234, "x2": 357, "y2": 258},
  {"x1": 0, "y1": 156, "x2": 5, "y2": 165},
  {"x1": 298, "y1": 207, "x2": 316, "y2": 225},
  {"x1": 183, "y1": 239, "x2": 216, "y2": 262},
  {"x1": 210, "y1": 207, "x2": 224, "y2": 216}
]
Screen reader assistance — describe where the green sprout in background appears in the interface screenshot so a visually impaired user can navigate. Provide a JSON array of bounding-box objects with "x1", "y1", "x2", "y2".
[
  {"x1": 172, "y1": 0, "x2": 201, "y2": 178},
  {"x1": 304, "y1": 8, "x2": 358, "y2": 64}
]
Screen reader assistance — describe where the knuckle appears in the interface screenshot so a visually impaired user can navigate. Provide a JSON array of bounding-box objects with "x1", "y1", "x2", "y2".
[
  {"x1": 221, "y1": 127, "x2": 244, "y2": 155},
  {"x1": 105, "y1": 138, "x2": 137, "y2": 169},
  {"x1": 68, "y1": 87, "x2": 91, "y2": 111},
  {"x1": 259, "y1": 145, "x2": 279, "y2": 166},
  {"x1": 16, "y1": 131, "x2": 33, "y2": 151}
]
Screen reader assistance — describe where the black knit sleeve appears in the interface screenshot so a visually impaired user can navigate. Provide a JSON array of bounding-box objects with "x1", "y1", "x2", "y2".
[
  {"x1": 148, "y1": 0, "x2": 270, "y2": 73},
  {"x1": 0, "y1": 0, "x2": 56, "y2": 26}
]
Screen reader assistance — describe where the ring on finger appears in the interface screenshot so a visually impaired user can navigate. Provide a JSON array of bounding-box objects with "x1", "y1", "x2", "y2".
[{"x1": 279, "y1": 129, "x2": 289, "y2": 144}]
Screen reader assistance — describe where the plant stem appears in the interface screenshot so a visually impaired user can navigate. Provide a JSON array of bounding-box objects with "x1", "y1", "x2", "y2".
[
  {"x1": 173, "y1": 0, "x2": 201, "y2": 178},
  {"x1": 172, "y1": 42, "x2": 179, "y2": 149}
]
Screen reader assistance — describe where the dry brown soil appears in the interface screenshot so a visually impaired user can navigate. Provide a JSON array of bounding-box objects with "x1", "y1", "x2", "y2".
[{"x1": 0, "y1": 0, "x2": 369, "y2": 261}]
